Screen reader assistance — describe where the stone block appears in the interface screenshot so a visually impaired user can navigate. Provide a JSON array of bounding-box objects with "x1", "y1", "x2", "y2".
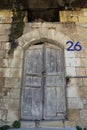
[
  {"x1": 59, "y1": 11, "x2": 82, "y2": 23},
  {"x1": 0, "y1": 35, "x2": 9, "y2": 42},
  {"x1": 0, "y1": 42, "x2": 5, "y2": 49},
  {"x1": 8, "y1": 128, "x2": 77, "y2": 130},
  {"x1": 80, "y1": 109, "x2": 87, "y2": 120},
  {"x1": 5, "y1": 42, "x2": 11, "y2": 51},
  {"x1": 68, "y1": 109, "x2": 80, "y2": 120},
  {"x1": 8, "y1": 99, "x2": 20, "y2": 110},
  {"x1": 66, "y1": 67, "x2": 76, "y2": 76},
  {"x1": 0, "y1": 77, "x2": 5, "y2": 87},
  {"x1": 77, "y1": 120, "x2": 87, "y2": 128},
  {"x1": 86, "y1": 68, "x2": 87, "y2": 75},
  {"x1": 75, "y1": 51, "x2": 85, "y2": 58},
  {"x1": 3, "y1": 68, "x2": 11, "y2": 77},
  {"x1": 79, "y1": 16, "x2": 87, "y2": 23},
  {"x1": 76, "y1": 67, "x2": 86, "y2": 76},
  {"x1": 55, "y1": 32, "x2": 70, "y2": 48},
  {"x1": 67, "y1": 97, "x2": 83, "y2": 109},
  {"x1": 3, "y1": 58, "x2": 22, "y2": 68},
  {"x1": 0, "y1": 17, "x2": 12, "y2": 24},
  {"x1": 0, "y1": 68, "x2": 4, "y2": 77},
  {"x1": 76, "y1": 78, "x2": 83, "y2": 87},
  {"x1": 7, "y1": 110, "x2": 19, "y2": 122},
  {"x1": 65, "y1": 50, "x2": 75, "y2": 58},
  {"x1": 0, "y1": 28, "x2": 10, "y2": 35},
  {"x1": 79, "y1": 86, "x2": 87, "y2": 98},
  {"x1": 64, "y1": 121, "x2": 76, "y2": 127},
  {"x1": 30, "y1": 29, "x2": 40, "y2": 41},
  {"x1": 0, "y1": 50, "x2": 5, "y2": 59},
  {"x1": 4, "y1": 68, "x2": 22, "y2": 78},
  {"x1": 0, "y1": 10, "x2": 13, "y2": 17},
  {"x1": 67, "y1": 86, "x2": 78, "y2": 98},
  {"x1": 21, "y1": 121, "x2": 35, "y2": 128},
  {"x1": 41, "y1": 23, "x2": 56, "y2": 28},
  {"x1": 82, "y1": 78, "x2": 87, "y2": 86},
  {"x1": 65, "y1": 58, "x2": 81, "y2": 67},
  {"x1": 39, "y1": 121, "x2": 64, "y2": 128},
  {"x1": 83, "y1": 98, "x2": 87, "y2": 109},
  {"x1": 14, "y1": 49, "x2": 23, "y2": 59},
  {"x1": 12, "y1": 88, "x2": 21, "y2": 99},
  {"x1": 48, "y1": 29, "x2": 56, "y2": 40},
  {"x1": 83, "y1": 12, "x2": 87, "y2": 16},
  {"x1": 67, "y1": 78, "x2": 77, "y2": 87},
  {"x1": 31, "y1": 22, "x2": 42, "y2": 28},
  {"x1": 81, "y1": 8, "x2": 87, "y2": 11},
  {"x1": 0, "y1": 24, "x2": 11, "y2": 29},
  {"x1": 0, "y1": 87, "x2": 11, "y2": 97},
  {"x1": 23, "y1": 27, "x2": 32, "y2": 34},
  {"x1": 38, "y1": 28, "x2": 48, "y2": 39},
  {"x1": 0, "y1": 10, "x2": 12, "y2": 23},
  {"x1": 81, "y1": 58, "x2": 87, "y2": 67},
  {"x1": 5, "y1": 78, "x2": 21, "y2": 88},
  {"x1": 59, "y1": 11, "x2": 67, "y2": 22},
  {"x1": 18, "y1": 36, "x2": 30, "y2": 47},
  {"x1": 0, "y1": 59, "x2": 4, "y2": 67}
]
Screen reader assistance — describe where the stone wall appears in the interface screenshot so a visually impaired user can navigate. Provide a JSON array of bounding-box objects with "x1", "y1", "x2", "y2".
[
  {"x1": 60, "y1": 8, "x2": 87, "y2": 23},
  {"x1": 0, "y1": 9, "x2": 87, "y2": 128}
]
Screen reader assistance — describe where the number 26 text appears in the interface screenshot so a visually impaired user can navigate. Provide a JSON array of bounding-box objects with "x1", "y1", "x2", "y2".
[{"x1": 66, "y1": 41, "x2": 82, "y2": 51}]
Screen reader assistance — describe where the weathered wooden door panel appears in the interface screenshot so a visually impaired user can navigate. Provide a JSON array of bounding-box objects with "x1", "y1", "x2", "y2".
[
  {"x1": 44, "y1": 87, "x2": 57, "y2": 117},
  {"x1": 21, "y1": 43, "x2": 66, "y2": 120},
  {"x1": 21, "y1": 45, "x2": 43, "y2": 120},
  {"x1": 44, "y1": 43, "x2": 66, "y2": 120},
  {"x1": 22, "y1": 88, "x2": 42, "y2": 119}
]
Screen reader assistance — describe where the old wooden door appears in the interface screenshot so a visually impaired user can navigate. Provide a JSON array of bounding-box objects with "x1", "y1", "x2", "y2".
[{"x1": 21, "y1": 43, "x2": 66, "y2": 120}]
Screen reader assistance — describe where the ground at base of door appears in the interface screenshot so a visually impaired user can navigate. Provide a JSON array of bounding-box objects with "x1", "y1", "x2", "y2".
[{"x1": 8, "y1": 127, "x2": 77, "y2": 130}]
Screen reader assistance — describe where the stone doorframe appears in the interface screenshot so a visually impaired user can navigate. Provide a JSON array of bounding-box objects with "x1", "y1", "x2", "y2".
[{"x1": 15, "y1": 27, "x2": 71, "y2": 123}]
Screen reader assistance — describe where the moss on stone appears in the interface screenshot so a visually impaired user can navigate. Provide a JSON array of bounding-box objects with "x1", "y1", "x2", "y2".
[{"x1": 9, "y1": 1, "x2": 25, "y2": 53}]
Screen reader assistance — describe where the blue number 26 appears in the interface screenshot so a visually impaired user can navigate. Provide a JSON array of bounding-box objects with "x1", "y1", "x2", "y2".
[{"x1": 66, "y1": 41, "x2": 82, "y2": 51}]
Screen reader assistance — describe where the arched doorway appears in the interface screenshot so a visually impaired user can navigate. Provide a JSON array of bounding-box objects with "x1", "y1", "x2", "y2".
[{"x1": 21, "y1": 42, "x2": 66, "y2": 120}]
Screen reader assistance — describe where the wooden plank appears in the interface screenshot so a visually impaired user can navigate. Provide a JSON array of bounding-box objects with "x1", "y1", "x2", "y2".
[
  {"x1": 44, "y1": 87, "x2": 57, "y2": 117},
  {"x1": 25, "y1": 49, "x2": 43, "y2": 74},
  {"x1": 21, "y1": 45, "x2": 43, "y2": 120},
  {"x1": 44, "y1": 43, "x2": 66, "y2": 119}
]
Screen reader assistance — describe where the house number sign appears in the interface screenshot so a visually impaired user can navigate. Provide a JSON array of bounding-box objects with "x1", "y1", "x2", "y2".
[{"x1": 66, "y1": 41, "x2": 82, "y2": 51}]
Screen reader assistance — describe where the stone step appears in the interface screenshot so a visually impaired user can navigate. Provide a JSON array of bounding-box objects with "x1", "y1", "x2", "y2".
[
  {"x1": 21, "y1": 121, "x2": 76, "y2": 128},
  {"x1": 8, "y1": 128, "x2": 77, "y2": 130}
]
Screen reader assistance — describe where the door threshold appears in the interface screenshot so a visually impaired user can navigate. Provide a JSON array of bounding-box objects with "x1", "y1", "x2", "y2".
[{"x1": 8, "y1": 127, "x2": 77, "y2": 130}]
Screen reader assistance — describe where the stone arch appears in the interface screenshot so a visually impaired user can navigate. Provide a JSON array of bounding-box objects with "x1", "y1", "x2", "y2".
[{"x1": 18, "y1": 28, "x2": 71, "y2": 49}]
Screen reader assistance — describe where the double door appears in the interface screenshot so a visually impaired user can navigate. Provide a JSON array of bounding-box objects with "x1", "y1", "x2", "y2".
[{"x1": 21, "y1": 43, "x2": 66, "y2": 120}]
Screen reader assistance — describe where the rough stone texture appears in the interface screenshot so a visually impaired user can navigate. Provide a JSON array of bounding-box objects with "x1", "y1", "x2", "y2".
[
  {"x1": 7, "y1": 110, "x2": 19, "y2": 122},
  {"x1": 64, "y1": 121, "x2": 76, "y2": 127},
  {"x1": 8, "y1": 128, "x2": 77, "y2": 130},
  {"x1": 0, "y1": 9, "x2": 87, "y2": 128},
  {"x1": 39, "y1": 121, "x2": 64, "y2": 128},
  {"x1": 60, "y1": 9, "x2": 87, "y2": 23},
  {"x1": 76, "y1": 67, "x2": 86, "y2": 76},
  {"x1": 76, "y1": 120, "x2": 87, "y2": 128},
  {"x1": 66, "y1": 67, "x2": 76, "y2": 76},
  {"x1": 67, "y1": 86, "x2": 78, "y2": 98},
  {"x1": 68, "y1": 109, "x2": 80, "y2": 121},
  {"x1": 0, "y1": 10, "x2": 13, "y2": 23},
  {"x1": 21, "y1": 121, "x2": 35, "y2": 128},
  {"x1": 67, "y1": 97, "x2": 83, "y2": 109}
]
